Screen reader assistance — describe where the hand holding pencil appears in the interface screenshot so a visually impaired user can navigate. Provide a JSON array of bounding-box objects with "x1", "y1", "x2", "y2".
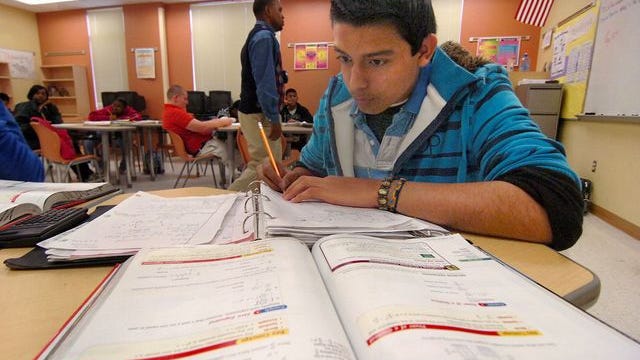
[{"x1": 258, "y1": 122, "x2": 282, "y2": 178}]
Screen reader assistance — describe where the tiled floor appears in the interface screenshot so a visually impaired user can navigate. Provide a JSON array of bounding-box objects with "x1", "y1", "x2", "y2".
[
  {"x1": 116, "y1": 156, "x2": 640, "y2": 342},
  {"x1": 561, "y1": 214, "x2": 640, "y2": 341}
]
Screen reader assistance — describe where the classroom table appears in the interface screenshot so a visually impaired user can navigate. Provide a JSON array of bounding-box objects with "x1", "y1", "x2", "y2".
[
  {"x1": 127, "y1": 120, "x2": 163, "y2": 181},
  {"x1": 0, "y1": 187, "x2": 600, "y2": 360},
  {"x1": 54, "y1": 123, "x2": 137, "y2": 187}
]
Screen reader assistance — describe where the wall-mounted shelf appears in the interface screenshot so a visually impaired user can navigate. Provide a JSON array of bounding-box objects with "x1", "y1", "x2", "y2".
[
  {"x1": 0, "y1": 62, "x2": 13, "y2": 96},
  {"x1": 40, "y1": 64, "x2": 89, "y2": 122}
]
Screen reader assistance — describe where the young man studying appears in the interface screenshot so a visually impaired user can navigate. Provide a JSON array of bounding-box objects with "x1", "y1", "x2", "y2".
[{"x1": 259, "y1": 0, "x2": 583, "y2": 250}]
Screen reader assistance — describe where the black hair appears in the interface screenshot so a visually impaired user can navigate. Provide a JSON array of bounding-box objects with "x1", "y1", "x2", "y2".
[
  {"x1": 231, "y1": 100, "x2": 240, "y2": 109},
  {"x1": 27, "y1": 85, "x2": 48, "y2": 100},
  {"x1": 113, "y1": 97, "x2": 129, "y2": 107},
  {"x1": 0, "y1": 92, "x2": 10, "y2": 103},
  {"x1": 330, "y1": 0, "x2": 436, "y2": 55},
  {"x1": 285, "y1": 88, "x2": 297, "y2": 95},
  {"x1": 253, "y1": 0, "x2": 276, "y2": 16}
]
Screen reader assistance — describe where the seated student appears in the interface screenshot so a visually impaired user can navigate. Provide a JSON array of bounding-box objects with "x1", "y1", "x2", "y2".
[
  {"x1": 162, "y1": 84, "x2": 233, "y2": 163},
  {"x1": 259, "y1": 0, "x2": 583, "y2": 251},
  {"x1": 0, "y1": 101, "x2": 44, "y2": 182},
  {"x1": 14, "y1": 85, "x2": 64, "y2": 150},
  {"x1": 88, "y1": 97, "x2": 142, "y2": 122},
  {"x1": 15, "y1": 85, "x2": 94, "y2": 182},
  {"x1": 0, "y1": 92, "x2": 12, "y2": 114},
  {"x1": 280, "y1": 88, "x2": 313, "y2": 124},
  {"x1": 85, "y1": 97, "x2": 143, "y2": 172},
  {"x1": 280, "y1": 88, "x2": 313, "y2": 151}
]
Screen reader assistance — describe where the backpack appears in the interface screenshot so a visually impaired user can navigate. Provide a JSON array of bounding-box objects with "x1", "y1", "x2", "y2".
[
  {"x1": 32, "y1": 117, "x2": 76, "y2": 160},
  {"x1": 143, "y1": 151, "x2": 164, "y2": 175}
]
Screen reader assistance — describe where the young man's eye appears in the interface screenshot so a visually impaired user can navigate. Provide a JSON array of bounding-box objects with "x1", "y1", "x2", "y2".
[
  {"x1": 336, "y1": 55, "x2": 352, "y2": 65},
  {"x1": 369, "y1": 59, "x2": 387, "y2": 66}
]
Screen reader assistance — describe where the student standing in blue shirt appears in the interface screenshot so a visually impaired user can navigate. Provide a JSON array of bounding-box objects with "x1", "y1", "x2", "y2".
[
  {"x1": 260, "y1": 0, "x2": 583, "y2": 250},
  {"x1": 229, "y1": 0, "x2": 286, "y2": 192},
  {"x1": 0, "y1": 101, "x2": 44, "y2": 182}
]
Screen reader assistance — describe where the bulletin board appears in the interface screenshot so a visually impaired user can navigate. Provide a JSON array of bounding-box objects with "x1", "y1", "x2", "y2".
[
  {"x1": 476, "y1": 37, "x2": 521, "y2": 66},
  {"x1": 550, "y1": 3, "x2": 598, "y2": 119}
]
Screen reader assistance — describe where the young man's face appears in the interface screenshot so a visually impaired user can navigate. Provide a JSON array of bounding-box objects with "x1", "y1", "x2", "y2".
[
  {"x1": 111, "y1": 101, "x2": 125, "y2": 116},
  {"x1": 333, "y1": 22, "x2": 433, "y2": 115},
  {"x1": 285, "y1": 91, "x2": 298, "y2": 108},
  {"x1": 266, "y1": 0, "x2": 284, "y2": 32}
]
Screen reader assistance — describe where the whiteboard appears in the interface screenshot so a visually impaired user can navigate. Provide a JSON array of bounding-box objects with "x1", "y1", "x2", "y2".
[{"x1": 584, "y1": 0, "x2": 640, "y2": 115}]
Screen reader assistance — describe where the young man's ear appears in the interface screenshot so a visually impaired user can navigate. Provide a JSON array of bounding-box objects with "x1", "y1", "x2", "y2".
[{"x1": 417, "y1": 34, "x2": 438, "y2": 67}]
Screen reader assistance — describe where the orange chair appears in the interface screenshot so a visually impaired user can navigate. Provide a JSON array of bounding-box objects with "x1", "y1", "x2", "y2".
[
  {"x1": 166, "y1": 130, "x2": 224, "y2": 188},
  {"x1": 236, "y1": 130, "x2": 300, "y2": 169},
  {"x1": 30, "y1": 122, "x2": 103, "y2": 182}
]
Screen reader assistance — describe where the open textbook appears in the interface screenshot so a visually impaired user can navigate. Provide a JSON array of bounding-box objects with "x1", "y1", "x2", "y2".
[
  {"x1": 0, "y1": 181, "x2": 119, "y2": 227},
  {"x1": 36, "y1": 234, "x2": 639, "y2": 359}
]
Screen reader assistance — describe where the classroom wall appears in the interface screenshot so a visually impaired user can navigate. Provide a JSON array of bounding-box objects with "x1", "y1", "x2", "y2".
[
  {"x1": 0, "y1": 4, "x2": 42, "y2": 104},
  {"x1": 459, "y1": 0, "x2": 541, "y2": 71},
  {"x1": 280, "y1": 0, "x2": 340, "y2": 115},
  {"x1": 165, "y1": 3, "x2": 193, "y2": 93},
  {"x1": 36, "y1": 10, "x2": 95, "y2": 117},
  {"x1": 122, "y1": 3, "x2": 166, "y2": 119},
  {"x1": 541, "y1": 1, "x2": 640, "y2": 236}
]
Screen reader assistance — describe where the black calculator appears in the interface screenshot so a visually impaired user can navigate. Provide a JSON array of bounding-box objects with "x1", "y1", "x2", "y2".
[{"x1": 0, "y1": 207, "x2": 89, "y2": 248}]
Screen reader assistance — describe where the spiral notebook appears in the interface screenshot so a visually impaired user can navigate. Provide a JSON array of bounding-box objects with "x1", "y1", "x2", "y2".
[{"x1": 241, "y1": 182, "x2": 449, "y2": 245}]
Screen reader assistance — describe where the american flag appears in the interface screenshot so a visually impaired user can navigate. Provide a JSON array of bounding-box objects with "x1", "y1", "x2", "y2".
[{"x1": 515, "y1": 0, "x2": 555, "y2": 27}]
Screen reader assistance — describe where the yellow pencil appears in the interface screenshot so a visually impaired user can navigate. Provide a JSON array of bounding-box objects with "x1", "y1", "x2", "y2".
[{"x1": 257, "y1": 122, "x2": 281, "y2": 178}]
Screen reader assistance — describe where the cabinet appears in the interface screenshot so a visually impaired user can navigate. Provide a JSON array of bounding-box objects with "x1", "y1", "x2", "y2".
[
  {"x1": 0, "y1": 62, "x2": 12, "y2": 96},
  {"x1": 41, "y1": 65, "x2": 90, "y2": 122},
  {"x1": 515, "y1": 83, "x2": 563, "y2": 140}
]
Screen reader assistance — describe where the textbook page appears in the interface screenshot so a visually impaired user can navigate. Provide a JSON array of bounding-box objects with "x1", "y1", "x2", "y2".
[
  {"x1": 0, "y1": 181, "x2": 116, "y2": 211},
  {"x1": 0, "y1": 202, "x2": 42, "y2": 226},
  {"x1": 43, "y1": 239, "x2": 355, "y2": 360},
  {"x1": 311, "y1": 234, "x2": 640, "y2": 360}
]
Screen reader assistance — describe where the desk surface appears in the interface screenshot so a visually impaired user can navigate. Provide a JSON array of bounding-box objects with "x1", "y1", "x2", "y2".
[
  {"x1": 0, "y1": 187, "x2": 599, "y2": 360},
  {"x1": 54, "y1": 122, "x2": 138, "y2": 131},
  {"x1": 219, "y1": 123, "x2": 313, "y2": 134}
]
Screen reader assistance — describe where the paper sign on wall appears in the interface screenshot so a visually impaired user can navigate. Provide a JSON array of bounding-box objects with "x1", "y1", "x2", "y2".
[{"x1": 134, "y1": 48, "x2": 155, "y2": 79}]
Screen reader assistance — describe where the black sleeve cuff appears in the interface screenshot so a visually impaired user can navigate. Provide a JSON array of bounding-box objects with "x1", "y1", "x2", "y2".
[{"x1": 498, "y1": 167, "x2": 584, "y2": 250}]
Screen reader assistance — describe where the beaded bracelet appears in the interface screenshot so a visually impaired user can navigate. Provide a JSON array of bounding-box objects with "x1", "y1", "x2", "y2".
[
  {"x1": 387, "y1": 178, "x2": 407, "y2": 213},
  {"x1": 377, "y1": 178, "x2": 393, "y2": 211}
]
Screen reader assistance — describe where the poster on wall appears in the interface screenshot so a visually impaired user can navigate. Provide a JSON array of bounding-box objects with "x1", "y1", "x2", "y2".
[
  {"x1": 134, "y1": 48, "x2": 155, "y2": 79},
  {"x1": 0, "y1": 48, "x2": 36, "y2": 79},
  {"x1": 476, "y1": 37, "x2": 521, "y2": 67},
  {"x1": 294, "y1": 43, "x2": 328, "y2": 71}
]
